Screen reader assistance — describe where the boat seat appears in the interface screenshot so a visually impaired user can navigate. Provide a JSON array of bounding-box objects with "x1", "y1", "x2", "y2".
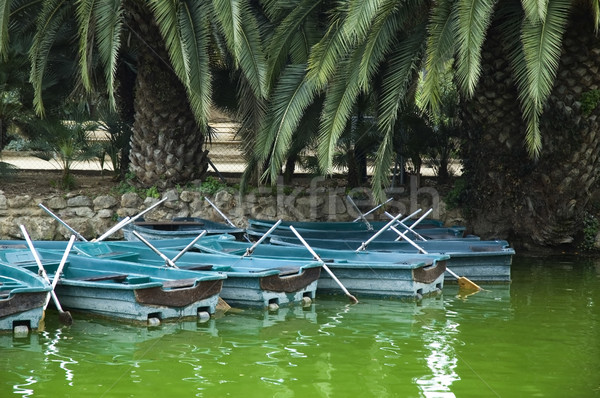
[
  {"x1": 162, "y1": 278, "x2": 197, "y2": 289},
  {"x1": 179, "y1": 264, "x2": 213, "y2": 271},
  {"x1": 274, "y1": 267, "x2": 300, "y2": 276},
  {"x1": 76, "y1": 274, "x2": 129, "y2": 282},
  {"x1": 469, "y1": 245, "x2": 501, "y2": 252}
]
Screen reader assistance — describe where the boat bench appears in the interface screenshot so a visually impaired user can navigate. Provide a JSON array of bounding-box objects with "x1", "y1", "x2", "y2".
[
  {"x1": 179, "y1": 264, "x2": 213, "y2": 271},
  {"x1": 161, "y1": 278, "x2": 197, "y2": 289},
  {"x1": 75, "y1": 274, "x2": 129, "y2": 282},
  {"x1": 274, "y1": 267, "x2": 300, "y2": 276}
]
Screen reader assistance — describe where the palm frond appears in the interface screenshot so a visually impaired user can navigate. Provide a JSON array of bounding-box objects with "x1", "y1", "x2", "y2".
[
  {"x1": 266, "y1": 0, "x2": 322, "y2": 89},
  {"x1": 0, "y1": 0, "x2": 11, "y2": 58},
  {"x1": 75, "y1": 0, "x2": 95, "y2": 93},
  {"x1": 213, "y1": 0, "x2": 267, "y2": 99},
  {"x1": 256, "y1": 63, "x2": 317, "y2": 182},
  {"x1": 93, "y1": 0, "x2": 123, "y2": 110},
  {"x1": 421, "y1": 0, "x2": 458, "y2": 111},
  {"x1": 343, "y1": 0, "x2": 383, "y2": 42},
  {"x1": 317, "y1": 49, "x2": 363, "y2": 174},
  {"x1": 378, "y1": 25, "x2": 427, "y2": 133},
  {"x1": 371, "y1": 124, "x2": 396, "y2": 201},
  {"x1": 515, "y1": 0, "x2": 570, "y2": 156},
  {"x1": 455, "y1": 0, "x2": 496, "y2": 97},
  {"x1": 521, "y1": 0, "x2": 548, "y2": 22},
  {"x1": 29, "y1": 0, "x2": 72, "y2": 116}
]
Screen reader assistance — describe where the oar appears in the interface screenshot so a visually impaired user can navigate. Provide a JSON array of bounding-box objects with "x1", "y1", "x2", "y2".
[
  {"x1": 352, "y1": 198, "x2": 393, "y2": 222},
  {"x1": 170, "y1": 231, "x2": 207, "y2": 263},
  {"x1": 131, "y1": 231, "x2": 178, "y2": 268},
  {"x1": 38, "y1": 203, "x2": 88, "y2": 241},
  {"x1": 44, "y1": 235, "x2": 76, "y2": 309},
  {"x1": 385, "y1": 208, "x2": 433, "y2": 241},
  {"x1": 389, "y1": 226, "x2": 482, "y2": 291},
  {"x1": 290, "y1": 226, "x2": 358, "y2": 304},
  {"x1": 243, "y1": 220, "x2": 282, "y2": 257},
  {"x1": 94, "y1": 197, "x2": 168, "y2": 242},
  {"x1": 355, "y1": 212, "x2": 406, "y2": 252},
  {"x1": 20, "y1": 225, "x2": 73, "y2": 325},
  {"x1": 346, "y1": 195, "x2": 372, "y2": 230},
  {"x1": 204, "y1": 196, "x2": 251, "y2": 242}
]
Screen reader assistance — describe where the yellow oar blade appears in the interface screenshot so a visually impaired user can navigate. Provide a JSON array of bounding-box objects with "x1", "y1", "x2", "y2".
[{"x1": 458, "y1": 277, "x2": 482, "y2": 292}]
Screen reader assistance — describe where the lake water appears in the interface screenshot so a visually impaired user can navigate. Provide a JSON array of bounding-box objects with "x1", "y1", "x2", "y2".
[{"x1": 1, "y1": 255, "x2": 599, "y2": 397}]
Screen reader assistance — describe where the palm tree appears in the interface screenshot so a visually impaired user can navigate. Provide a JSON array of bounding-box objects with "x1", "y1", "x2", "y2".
[{"x1": 0, "y1": 0, "x2": 268, "y2": 188}]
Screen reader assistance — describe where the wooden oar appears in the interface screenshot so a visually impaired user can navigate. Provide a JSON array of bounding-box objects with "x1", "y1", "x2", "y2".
[
  {"x1": 352, "y1": 198, "x2": 393, "y2": 222},
  {"x1": 290, "y1": 226, "x2": 358, "y2": 304},
  {"x1": 243, "y1": 220, "x2": 282, "y2": 257},
  {"x1": 385, "y1": 209, "x2": 432, "y2": 241},
  {"x1": 20, "y1": 225, "x2": 73, "y2": 325},
  {"x1": 131, "y1": 231, "x2": 179, "y2": 268},
  {"x1": 204, "y1": 196, "x2": 251, "y2": 242},
  {"x1": 38, "y1": 203, "x2": 88, "y2": 241},
  {"x1": 390, "y1": 226, "x2": 482, "y2": 292},
  {"x1": 346, "y1": 195, "x2": 373, "y2": 230},
  {"x1": 94, "y1": 197, "x2": 168, "y2": 242},
  {"x1": 170, "y1": 231, "x2": 207, "y2": 263},
  {"x1": 355, "y1": 212, "x2": 406, "y2": 252}
]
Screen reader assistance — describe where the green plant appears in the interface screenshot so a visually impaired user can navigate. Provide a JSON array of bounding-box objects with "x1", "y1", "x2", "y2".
[
  {"x1": 581, "y1": 90, "x2": 600, "y2": 116},
  {"x1": 198, "y1": 177, "x2": 228, "y2": 195},
  {"x1": 579, "y1": 213, "x2": 599, "y2": 251},
  {"x1": 445, "y1": 178, "x2": 467, "y2": 211},
  {"x1": 146, "y1": 186, "x2": 160, "y2": 199}
]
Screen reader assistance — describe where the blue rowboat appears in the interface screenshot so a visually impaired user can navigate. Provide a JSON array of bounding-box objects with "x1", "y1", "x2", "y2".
[
  {"x1": 246, "y1": 224, "x2": 475, "y2": 242},
  {"x1": 107, "y1": 240, "x2": 448, "y2": 300},
  {"x1": 269, "y1": 236, "x2": 514, "y2": 283},
  {"x1": 0, "y1": 262, "x2": 52, "y2": 332},
  {"x1": 67, "y1": 242, "x2": 321, "y2": 309},
  {"x1": 248, "y1": 218, "x2": 446, "y2": 231},
  {"x1": 1, "y1": 248, "x2": 226, "y2": 324},
  {"x1": 122, "y1": 217, "x2": 245, "y2": 241}
]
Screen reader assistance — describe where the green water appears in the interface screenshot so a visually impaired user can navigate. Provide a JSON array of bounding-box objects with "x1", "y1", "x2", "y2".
[{"x1": 1, "y1": 255, "x2": 599, "y2": 398}]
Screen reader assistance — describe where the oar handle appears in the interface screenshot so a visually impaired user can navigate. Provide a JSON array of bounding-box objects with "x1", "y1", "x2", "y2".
[
  {"x1": 95, "y1": 216, "x2": 131, "y2": 242},
  {"x1": 38, "y1": 203, "x2": 88, "y2": 241},
  {"x1": 204, "y1": 197, "x2": 236, "y2": 228},
  {"x1": 355, "y1": 212, "x2": 406, "y2": 251},
  {"x1": 132, "y1": 231, "x2": 178, "y2": 268},
  {"x1": 352, "y1": 198, "x2": 393, "y2": 222},
  {"x1": 346, "y1": 195, "x2": 372, "y2": 230},
  {"x1": 389, "y1": 226, "x2": 428, "y2": 254},
  {"x1": 244, "y1": 220, "x2": 282, "y2": 256},
  {"x1": 170, "y1": 231, "x2": 207, "y2": 263},
  {"x1": 290, "y1": 226, "x2": 358, "y2": 304},
  {"x1": 45, "y1": 235, "x2": 75, "y2": 309}
]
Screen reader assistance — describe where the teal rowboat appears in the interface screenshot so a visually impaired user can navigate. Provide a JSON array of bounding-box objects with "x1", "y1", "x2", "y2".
[
  {"x1": 0, "y1": 262, "x2": 52, "y2": 332},
  {"x1": 248, "y1": 218, "x2": 445, "y2": 231},
  {"x1": 1, "y1": 248, "x2": 226, "y2": 324},
  {"x1": 122, "y1": 217, "x2": 246, "y2": 241},
  {"x1": 269, "y1": 236, "x2": 514, "y2": 283},
  {"x1": 107, "y1": 240, "x2": 448, "y2": 300}
]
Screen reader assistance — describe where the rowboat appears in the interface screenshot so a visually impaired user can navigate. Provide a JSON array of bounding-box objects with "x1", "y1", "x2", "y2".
[
  {"x1": 0, "y1": 262, "x2": 52, "y2": 332},
  {"x1": 269, "y1": 236, "x2": 514, "y2": 283},
  {"x1": 246, "y1": 225, "x2": 476, "y2": 241},
  {"x1": 122, "y1": 217, "x2": 246, "y2": 241},
  {"x1": 248, "y1": 218, "x2": 446, "y2": 231},
  {"x1": 2, "y1": 247, "x2": 226, "y2": 324},
  {"x1": 108, "y1": 239, "x2": 449, "y2": 300},
  {"x1": 70, "y1": 242, "x2": 322, "y2": 309}
]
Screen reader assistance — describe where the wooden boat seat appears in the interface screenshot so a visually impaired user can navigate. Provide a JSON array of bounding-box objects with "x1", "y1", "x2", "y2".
[
  {"x1": 179, "y1": 264, "x2": 213, "y2": 271},
  {"x1": 469, "y1": 245, "x2": 501, "y2": 252},
  {"x1": 76, "y1": 274, "x2": 129, "y2": 282},
  {"x1": 274, "y1": 267, "x2": 300, "y2": 276},
  {"x1": 162, "y1": 278, "x2": 197, "y2": 289}
]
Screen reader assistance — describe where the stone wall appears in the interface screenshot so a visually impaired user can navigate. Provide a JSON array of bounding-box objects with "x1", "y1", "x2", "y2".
[{"x1": 0, "y1": 177, "x2": 461, "y2": 240}]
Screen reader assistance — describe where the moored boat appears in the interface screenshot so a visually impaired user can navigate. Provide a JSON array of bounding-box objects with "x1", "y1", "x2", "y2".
[
  {"x1": 269, "y1": 236, "x2": 514, "y2": 283},
  {"x1": 2, "y1": 248, "x2": 226, "y2": 324},
  {"x1": 0, "y1": 262, "x2": 52, "y2": 332},
  {"x1": 108, "y1": 239, "x2": 449, "y2": 300},
  {"x1": 248, "y1": 218, "x2": 446, "y2": 232},
  {"x1": 122, "y1": 217, "x2": 246, "y2": 241}
]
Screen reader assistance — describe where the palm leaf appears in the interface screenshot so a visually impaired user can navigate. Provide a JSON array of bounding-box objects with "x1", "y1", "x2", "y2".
[
  {"x1": 521, "y1": 0, "x2": 548, "y2": 22},
  {"x1": 29, "y1": 0, "x2": 72, "y2": 116},
  {"x1": 213, "y1": 0, "x2": 267, "y2": 99},
  {"x1": 92, "y1": 0, "x2": 123, "y2": 110},
  {"x1": 515, "y1": 0, "x2": 570, "y2": 156},
  {"x1": 0, "y1": 0, "x2": 11, "y2": 58},
  {"x1": 343, "y1": 0, "x2": 383, "y2": 42},
  {"x1": 421, "y1": 0, "x2": 458, "y2": 111},
  {"x1": 455, "y1": 0, "x2": 496, "y2": 97}
]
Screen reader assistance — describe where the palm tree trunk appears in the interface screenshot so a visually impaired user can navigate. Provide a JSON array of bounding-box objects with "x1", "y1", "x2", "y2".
[
  {"x1": 126, "y1": 2, "x2": 208, "y2": 188},
  {"x1": 460, "y1": 15, "x2": 600, "y2": 248}
]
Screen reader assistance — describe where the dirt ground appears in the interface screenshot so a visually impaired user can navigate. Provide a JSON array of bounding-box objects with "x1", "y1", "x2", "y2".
[{"x1": 0, "y1": 170, "x2": 118, "y2": 197}]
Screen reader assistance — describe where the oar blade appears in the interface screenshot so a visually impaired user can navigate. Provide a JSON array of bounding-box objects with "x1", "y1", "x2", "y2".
[{"x1": 457, "y1": 277, "x2": 482, "y2": 292}]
